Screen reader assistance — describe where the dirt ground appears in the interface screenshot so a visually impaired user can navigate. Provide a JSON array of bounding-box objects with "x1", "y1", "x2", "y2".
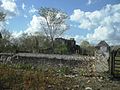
[{"x1": 75, "y1": 72, "x2": 120, "y2": 90}]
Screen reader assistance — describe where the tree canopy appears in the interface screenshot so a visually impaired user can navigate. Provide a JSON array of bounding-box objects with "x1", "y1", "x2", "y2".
[
  {"x1": 38, "y1": 7, "x2": 69, "y2": 51},
  {"x1": 80, "y1": 40, "x2": 90, "y2": 48},
  {"x1": 0, "y1": 12, "x2": 6, "y2": 39},
  {"x1": 0, "y1": 12, "x2": 6, "y2": 21}
]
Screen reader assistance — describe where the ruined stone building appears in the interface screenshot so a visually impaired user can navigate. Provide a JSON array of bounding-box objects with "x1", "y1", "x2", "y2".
[
  {"x1": 95, "y1": 40, "x2": 110, "y2": 72},
  {"x1": 95, "y1": 40, "x2": 110, "y2": 58},
  {"x1": 55, "y1": 38, "x2": 80, "y2": 54}
]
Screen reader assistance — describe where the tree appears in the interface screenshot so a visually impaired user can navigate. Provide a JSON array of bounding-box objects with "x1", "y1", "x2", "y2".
[
  {"x1": 80, "y1": 40, "x2": 90, "y2": 48},
  {"x1": 80, "y1": 40, "x2": 95, "y2": 56},
  {"x1": 38, "y1": 7, "x2": 69, "y2": 52},
  {"x1": 17, "y1": 33, "x2": 48, "y2": 53},
  {"x1": 0, "y1": 29, "x2": 12, "y2": 52},
  {"x1": 0, "y1": 12, "x2": 6, "y2": 39},
  {"x1": 0, "y1": 12, "x2": 6, "y2": 21},
  {"x1": 0, "y1": 12, "x2": 6, "y2": 52},
  {"x1": 54, "y1": 43, "x2": 68, "y2": 54}
]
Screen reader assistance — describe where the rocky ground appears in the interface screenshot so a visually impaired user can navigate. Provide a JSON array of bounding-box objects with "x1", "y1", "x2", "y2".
[
  {"x1": 77, "y1": 73, "x2": 120, "y2": 90},
  {"x1": 0, "y1": 63, "x2": 120, "y2": 90},
  {"x1": 0, "y1": 53, "x2": 120, "y2": 90}
]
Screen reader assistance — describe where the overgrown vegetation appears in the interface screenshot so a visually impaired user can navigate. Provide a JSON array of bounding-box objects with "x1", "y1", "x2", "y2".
[
  {"x1": 0, "y1": 63, "x2": 120, "y2": 90},
  {"x1": 0, "y1": 63, "x2": 80, "y2": 90},
  {"x1": 54, "y1": 44, "x2": 68, "y2": 54}
]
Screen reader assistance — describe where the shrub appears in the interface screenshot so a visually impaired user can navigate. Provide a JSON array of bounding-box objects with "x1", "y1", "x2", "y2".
[{"x1": 54, "y1": 44, "x2": 68, "y2": 54}]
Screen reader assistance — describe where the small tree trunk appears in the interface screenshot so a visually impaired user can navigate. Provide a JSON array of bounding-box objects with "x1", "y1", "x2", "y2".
[{"x1": 51, "y1": 37, "x2": 55, "y2": 53}]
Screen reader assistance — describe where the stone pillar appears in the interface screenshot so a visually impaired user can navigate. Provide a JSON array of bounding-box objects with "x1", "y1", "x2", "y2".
[{"x1": 95, "y1": 50, "x2": 109, "y2": 72}]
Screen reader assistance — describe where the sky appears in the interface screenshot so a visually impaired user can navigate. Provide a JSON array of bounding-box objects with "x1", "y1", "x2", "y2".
[{"x1": 0, "y1": 0, "x2": 120, "y2": 45}]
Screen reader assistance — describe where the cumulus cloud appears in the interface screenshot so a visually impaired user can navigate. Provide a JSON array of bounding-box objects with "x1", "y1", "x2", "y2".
[
  {"x1": 25, "y1": 14, "x2": 68, "y2": 37},
  {"x1": 0, "y1": 0, "x2": 18, "y2": 33},
  {"x1": 0, "y1": 0, "x2": 18, "y2": 19},
  {"x1": 1, "y1": 0, "x2": 16, "y2": 12},
  {"x1": 70, "y1": 4, "x2": 120, "y2": 45},
  {"x1": 13, "y1": 13, "x2": 68, "y2": 37},
  {"x1": 25, "y1": 15, "x2": 46, "y2": 34}
]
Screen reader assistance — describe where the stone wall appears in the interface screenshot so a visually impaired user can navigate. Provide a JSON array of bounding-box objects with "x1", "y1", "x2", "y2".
[
  {"x1": 0, "y1": 53, "x2": 110, "y2": 73},
  {"x1": 95, "y1": 50, "x2": 109, "y2": 72},
  {"x1": 0, "y1": 53, "x2": 93, "y2": 68}
]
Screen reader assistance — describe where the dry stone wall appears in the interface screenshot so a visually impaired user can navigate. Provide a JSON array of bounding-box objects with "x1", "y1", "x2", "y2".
[
  {"x1": 95, "y1": 51, "x2": 109, "y2": 72},
  {"x1": 0, "y1": 53, "x2": 93, "y2": 68},
  {"x1": 0, "y1": 53, "x2": 109, "y2": 73}
]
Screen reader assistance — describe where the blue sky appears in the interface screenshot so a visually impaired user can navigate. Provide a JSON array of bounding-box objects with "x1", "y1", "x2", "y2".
[{"x1": 0, "y1": 0, "x2": 120, "y2": 45}]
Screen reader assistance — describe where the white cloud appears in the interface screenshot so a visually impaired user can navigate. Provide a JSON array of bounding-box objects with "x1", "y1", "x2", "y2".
[
  {"x1": 25, "y1": 15, "x2": 46, "y2": 34},
  {"x1": 29, "y1": 5, "x2": 38, "y2": 14},
  {"x1": 13, "y1": 13, "x2": 68, "y2": 37},
  {"x1": 11, "y1": 15, "x2": 45, "y2": 38},
  {"x1": 12, "y1": 30, "x2": 23, "y2": 38},
  {"x1": 0, "y1": 0, "x2": 18, "y2": 19},
  {"x1": 22, "y1": 3, "x2": 25, "y2": 10},
  {"x1": 25, "y1": 14, "x2": 68, "y2": 38},
  {"x1": 70, "y1": 9, "x2": 102, "y2": 30},
  {"x1": 70, "y1": 9, "x2": 84, "y2": 22},
  {"x1": 1, "y1": 0, "x2": 16, "y2": 12},
  {"x1": 70, "y1": 4, "x2": 120, "y2": 45}
]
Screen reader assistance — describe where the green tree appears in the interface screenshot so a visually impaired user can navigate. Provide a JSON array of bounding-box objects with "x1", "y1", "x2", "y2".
[
  {"x1": 80, "y1": 40, "x2": 95, "y2": 56},
  {"x1": 18, "y1": 33, "x2": 48, "y2": 53},
  {"x1": 38, "y1": 7, "x2": 69, "y2": 52},
  {"x1": 0, "y1": 29, "x2": 12, "y2": 52},
  {"x1": 80, "y1": 40, "x2": 90, "y2": 48},
  {"x1": 54, "y1": 44, "x2": 68, "y2": 54}
]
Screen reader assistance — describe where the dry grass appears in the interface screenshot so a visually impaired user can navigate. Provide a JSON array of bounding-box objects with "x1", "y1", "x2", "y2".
[
  {"x1": 0, "y1": 64, "x2": 79, "y2": 90},
  {"x1": 0, "y1": 63, "x2": 120, "y2": 90}
]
